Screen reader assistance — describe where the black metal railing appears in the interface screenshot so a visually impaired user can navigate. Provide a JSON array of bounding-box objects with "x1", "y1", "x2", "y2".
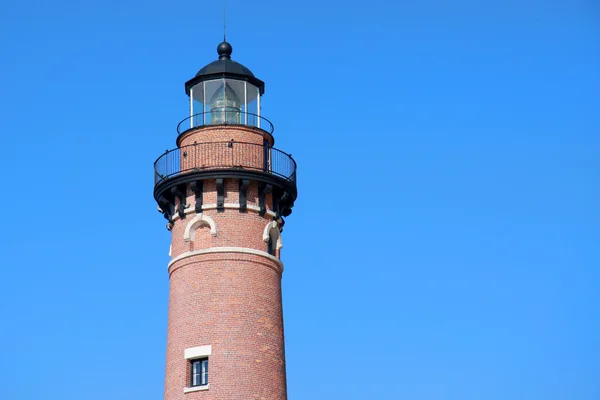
[
  {"x1": 154, "y1": 141, "x2": 296, "y2": 186},
  {"x1": 177, "y1": 111, "x2": 275, "y2": 135}
]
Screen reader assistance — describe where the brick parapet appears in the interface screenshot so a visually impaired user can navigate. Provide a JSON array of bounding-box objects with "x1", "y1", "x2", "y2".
[{"x1": 178, "y1": 125, "x2": 274, "y2": 148}]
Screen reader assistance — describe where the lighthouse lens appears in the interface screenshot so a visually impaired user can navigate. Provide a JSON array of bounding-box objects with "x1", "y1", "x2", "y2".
[
  {"x1": 209, "y1": 82, "x2": 241, "y2": 124},
  {"x1": 201, "y1": 79, "x2": 261, "y2": 126}
]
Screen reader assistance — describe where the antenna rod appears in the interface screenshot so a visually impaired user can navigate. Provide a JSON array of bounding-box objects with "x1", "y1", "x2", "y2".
[{"x1": 223, "y1": 0, "x2": 227, "y2": 41}]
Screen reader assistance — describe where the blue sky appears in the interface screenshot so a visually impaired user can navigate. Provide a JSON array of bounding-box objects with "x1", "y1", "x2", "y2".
[{"x1": 0, "y1": 0, "x2": 598, "y2": 399}]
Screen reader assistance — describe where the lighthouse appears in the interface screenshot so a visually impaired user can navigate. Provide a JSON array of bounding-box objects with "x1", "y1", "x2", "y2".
[{"x1": 153, "y1": 41, "x2": 297, "y2": 399}]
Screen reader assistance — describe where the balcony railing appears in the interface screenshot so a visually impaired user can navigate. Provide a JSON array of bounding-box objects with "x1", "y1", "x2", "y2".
[
  {"x1": 154, "y1": 141, "x2": 296, "y2": 186},
  {"x1": 177, "y1": 111, "x2": 275, "y2": 135}
]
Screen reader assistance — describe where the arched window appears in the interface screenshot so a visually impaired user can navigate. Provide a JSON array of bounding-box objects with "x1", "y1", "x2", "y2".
[
  {"x1": 263, "y1": 220, "x2": 283, "y2": 256},
  {"x1": 183, "y1": 214, "x2": 218, "y2": 241}
]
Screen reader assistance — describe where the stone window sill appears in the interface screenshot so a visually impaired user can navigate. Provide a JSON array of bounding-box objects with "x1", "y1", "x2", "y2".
[{"x1": 184, "y1": 385, "x2": 209, "y2": 393}]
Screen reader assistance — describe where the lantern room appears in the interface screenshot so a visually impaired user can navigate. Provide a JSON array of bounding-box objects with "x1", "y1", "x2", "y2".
[{"x1": 183, "y1": 41, "x2": 266, "y2": 130}]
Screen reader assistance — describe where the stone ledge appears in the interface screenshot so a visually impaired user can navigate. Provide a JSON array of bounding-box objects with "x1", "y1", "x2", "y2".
[
  {"x1": 168, "y1": 247, "x2": 284, "y2": 276},
  {"x1": 184, "y1": 385, "x2": 209, "y2": 393}
]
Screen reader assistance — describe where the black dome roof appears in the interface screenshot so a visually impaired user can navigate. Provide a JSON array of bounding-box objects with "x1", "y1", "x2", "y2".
[
  {"x1": 185, "y1": 41, "x2": 265, "y2": 96},
  {"x1": 195, "y1": 59, "x2": 256, "y2": 77}
]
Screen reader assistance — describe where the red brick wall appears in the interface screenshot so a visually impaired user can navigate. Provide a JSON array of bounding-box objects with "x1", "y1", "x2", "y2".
[
  {"x1": 179, "y1": 142, "x2": 266, "y2": 176},
  {"x1": 164, "y1": 175, "x2": 286, "y2": 399},
  {"x1": 165, "y1": 253, "x2": 286, "y2": 400},
  {"x1": 178, "y1": 126, "x2": 275, "y2": 182},
  {"x1": 169, "y1": 206, "x2": 277, "y2": 259},
  {"x1": 178, "y1": 125, "x2": 274, "y2": 147}
]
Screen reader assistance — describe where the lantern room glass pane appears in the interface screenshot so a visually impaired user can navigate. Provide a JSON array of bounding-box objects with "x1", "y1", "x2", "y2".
[
  {"x1": 204, "y1": 79, "x2": 222, "y2": 114},
  {"x1": 246, "y1": 83, "x2": 259, "y2": 118},
  {"x1": 191, "y1": 83, "x2": 204, "y2": 111},
  {"x1": 195, "y1": 79, "x2": 262, "y2": 127},
  {"x1": 190, "y1": 83, "x2": 204, "y2": 126}
]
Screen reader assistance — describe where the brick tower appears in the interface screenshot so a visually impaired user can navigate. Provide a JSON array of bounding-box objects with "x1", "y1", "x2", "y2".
[{"x1": 153, "y1": 41, "x2": 297, "y2": 399}]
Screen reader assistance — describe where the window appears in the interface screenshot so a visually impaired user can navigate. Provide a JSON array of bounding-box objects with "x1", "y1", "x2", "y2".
[
  {"x1": 267, "y1": 235, "x2": 274, "y2": 255},
  {"x1": 191, "y1": 358, "x2": 208, "y2": 387},
  {"x1": 184, "y1": 345, "x2": 211, "y2": 393}
]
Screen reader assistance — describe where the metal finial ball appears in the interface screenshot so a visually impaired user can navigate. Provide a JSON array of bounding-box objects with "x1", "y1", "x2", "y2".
[{"x1": 217, "y1": 41, "x2": 233, "y2": 59}]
